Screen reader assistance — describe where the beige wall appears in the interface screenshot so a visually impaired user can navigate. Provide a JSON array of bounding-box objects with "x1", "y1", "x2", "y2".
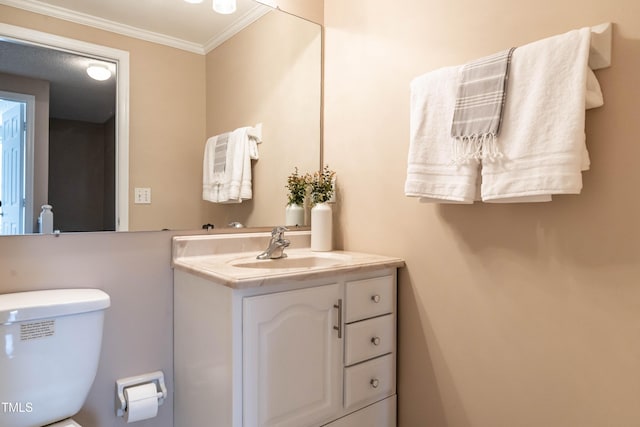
[
  {"x1": 278, "y1": 0, "x2": 324, "y2": 25},
  {"x1": 204, "y1": 10, "x2": 321, "y2": 227},
  {"x1": 0, "y1": 5, "x2": 207, "y2": 232},
  {"x1": 324, "y1": 0, "x2": 640, "y2": 426}
]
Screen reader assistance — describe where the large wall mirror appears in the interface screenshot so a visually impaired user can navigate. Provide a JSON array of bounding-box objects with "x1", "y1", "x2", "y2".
[{"x1": 0, "y1": 0, "x2": 322, "y2": 235}]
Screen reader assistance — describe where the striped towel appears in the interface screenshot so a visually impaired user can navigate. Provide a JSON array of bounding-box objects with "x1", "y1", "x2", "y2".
[
  {"x1": 203, "y1": 132, "x2": 231, "y2": 202},
  {"x1": 212, "y1": 132, "x2": 230, "y2": 180},
  {"x1": 451, "y1": 47, "x2": 516, "y2": 163}
]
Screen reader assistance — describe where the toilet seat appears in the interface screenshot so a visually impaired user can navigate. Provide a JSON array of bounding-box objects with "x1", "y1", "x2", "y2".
[{"x1": 45, "y1": 418, "x2": 81, "y2": 427}]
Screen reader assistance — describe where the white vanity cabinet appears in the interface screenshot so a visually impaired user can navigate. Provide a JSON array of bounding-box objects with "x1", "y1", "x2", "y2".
[
  {"x1": 243, "y1": 284, "x2": 343, "y2": 427},
  {"x1": 174, "y1": 263, "x2": 399, "y2": 427}
]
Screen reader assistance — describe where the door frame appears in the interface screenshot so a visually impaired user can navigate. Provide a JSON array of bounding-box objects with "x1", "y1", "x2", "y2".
[
  {"x1": 0, "y1": 92, "x2": 35, "y2": 233},
  {"x1": 0, "y1": 23, "x2": 131, "y2": 231}
]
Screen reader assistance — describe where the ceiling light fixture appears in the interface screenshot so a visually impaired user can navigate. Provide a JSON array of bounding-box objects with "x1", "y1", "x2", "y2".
[
  {"x1": 213, "y1": 0, "x2": 236, "y2": 14},
  {"x1": 184, "y1": 0, "x2": 236, "y2": 15},
  {"x1": 86, "y1": 65, "x2": 112, "y2": 81}
]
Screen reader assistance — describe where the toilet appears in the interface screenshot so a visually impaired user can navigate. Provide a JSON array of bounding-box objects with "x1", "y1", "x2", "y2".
[{"x1": 0, "y1": 288, "x2": 110, "y2": 427}]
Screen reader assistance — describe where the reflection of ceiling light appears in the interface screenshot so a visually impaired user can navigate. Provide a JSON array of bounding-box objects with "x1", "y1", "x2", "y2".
[
  {"x1": 86, "y1": 65, "x2": 112, "y2": 81},
  {"x1": 184, "y1": 0, "x2": 236, "y2": 14},
  {"x1": 213, "y1": 0, "x2": 236, "y2": 14}
]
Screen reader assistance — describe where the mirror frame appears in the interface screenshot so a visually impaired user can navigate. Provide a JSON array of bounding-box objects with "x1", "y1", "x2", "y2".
[
  {"x1": 1, "y1": 1, "x2": 324, "y2": 234},
  {"x1": 0, "y1": 22, "x2": 130, "y2": 231}
]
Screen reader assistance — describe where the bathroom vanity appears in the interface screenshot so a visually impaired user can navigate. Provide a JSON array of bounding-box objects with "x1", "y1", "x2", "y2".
[{"x1": 172, "y1": 231, "x2": 404, "y2": 427}]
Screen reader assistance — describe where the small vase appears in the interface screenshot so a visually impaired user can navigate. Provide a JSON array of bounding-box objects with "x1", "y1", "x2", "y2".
[
  {"x1": 311, "y1": 202, "x2": 332, "y2": 251},
  {"x1": 285, "y1": 203, "x2": 305, "y2": 226}
]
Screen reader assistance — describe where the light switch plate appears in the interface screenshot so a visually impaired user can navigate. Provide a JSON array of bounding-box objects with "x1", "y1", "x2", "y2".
[{"x1": 134, "y1": 187, "x2": 151, "y2": 204}]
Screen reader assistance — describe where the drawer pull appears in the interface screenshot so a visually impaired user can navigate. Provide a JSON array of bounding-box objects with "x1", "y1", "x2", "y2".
[
  {"x1": 333, "y1": 299, "x2": 343, "y2": 339},
  {"x1": 371, "y1": 336, "x2": 381, "y2": 346},
  {"x1": 370, "y1": 378, "x2": 380, "y2": 389},
  {"x1": 371, "y1": 294, "x2": 381, "y2": 303}
]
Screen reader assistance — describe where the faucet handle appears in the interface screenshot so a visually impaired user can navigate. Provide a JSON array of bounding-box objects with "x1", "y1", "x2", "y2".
[{"x1": 272, "y1": 226, "x2": 289, "y2": 239}]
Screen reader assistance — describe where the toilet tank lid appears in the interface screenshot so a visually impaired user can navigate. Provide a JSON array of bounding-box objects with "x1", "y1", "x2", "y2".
[{"x1": 0, "y1": 289, "x2": 110, "y2": 324}]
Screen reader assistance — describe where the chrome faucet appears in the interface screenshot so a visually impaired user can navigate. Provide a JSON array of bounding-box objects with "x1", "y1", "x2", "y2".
[{"x1": 257, "y1": 226, "x2": 290, "y2": 260}]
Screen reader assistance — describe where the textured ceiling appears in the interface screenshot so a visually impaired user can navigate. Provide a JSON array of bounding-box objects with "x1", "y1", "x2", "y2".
[{"x1": 0, "y1": 40, "x2": 116, "y2": 123}]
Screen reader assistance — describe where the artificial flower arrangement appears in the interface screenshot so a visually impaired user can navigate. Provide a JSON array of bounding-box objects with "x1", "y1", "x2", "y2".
[
  {"x1": 308, "y1": 165, "x2": 336, "y2": 206},
  {"x1": 285, "y1": 165, "x2": 336, "y2": 206},
  {"x1": 286, "y1": 165, "x2": 336, "y2": 249},
  {"x1": 286, "y1": 167, "x2": 309, "y2": 207}
]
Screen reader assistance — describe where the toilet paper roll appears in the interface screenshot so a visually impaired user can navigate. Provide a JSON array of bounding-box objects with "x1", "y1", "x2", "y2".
[{"x1": 124, "y1": 383, "x2": 159, "y2": 423}]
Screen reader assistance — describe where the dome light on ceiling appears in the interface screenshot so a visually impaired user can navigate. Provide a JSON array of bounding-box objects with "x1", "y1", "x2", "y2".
[
  {"x1": 86, "y1": 64, "x2": 112, "y2": 81},
  {"x1": 183, "y1": 0, "x2": 236, "y2": 14}
]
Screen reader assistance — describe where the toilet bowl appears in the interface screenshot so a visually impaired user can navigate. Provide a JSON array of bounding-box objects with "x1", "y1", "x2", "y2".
[{"x1": 0, "y1": 288, "x2": 110, "y2": 427}]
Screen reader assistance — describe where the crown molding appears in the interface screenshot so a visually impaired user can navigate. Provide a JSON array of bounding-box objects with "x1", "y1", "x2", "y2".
[
  {"x1": 0, "y1": 0, "x2": 209, "y2": 54},
  {"x1": 203, "y1": 5, "x2": 271, "y2": 53}
]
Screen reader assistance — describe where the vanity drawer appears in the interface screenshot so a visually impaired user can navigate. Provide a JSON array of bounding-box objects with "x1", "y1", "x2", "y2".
[
  {"x1": 344, "y1": 354, "x2": 395, "y2": 411},
  {"x1": 345, "y1": 314, "x2": 395, "y2": 366},
  {"x1": 345, "y1": 275, "x2": 395, "y2": 323}
]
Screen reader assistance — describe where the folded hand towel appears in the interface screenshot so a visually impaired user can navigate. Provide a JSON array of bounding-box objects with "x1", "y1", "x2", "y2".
[
  {"x1": 585, "y1": 68, "x2": 604, "y2": 109},
  {"x1": 451, "y1": 48, "x2": 516, "y2": 163},
  {"x1": 480, "y1": 27, "x2": 602, "y2": 202},
  {"x1": 247, "y1": 122, "x2": 263, "y2": 160},
  {"x1": 404, "y1": 66, "x2": 479, "y2": 203},
  {"x1": 202, "y1": 126, "x2": 260, "y2": 203}
]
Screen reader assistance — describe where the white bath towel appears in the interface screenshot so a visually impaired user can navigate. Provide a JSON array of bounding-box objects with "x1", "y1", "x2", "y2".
[
  {"x1": 406, "y1": 27, "x2": 603, "y2": 204},
  {"x1": 405, "y1": 65, "x2": 552, "y2": 204},
  {"x1": 405, "y1": 66, "x2": 479, "y2": 203},
  {"x1": 481, "y1": 27, "x2": 604, "y2": 201},
  {"x1": 202, "y1": 126, "x2": 260, "y2": 203}
]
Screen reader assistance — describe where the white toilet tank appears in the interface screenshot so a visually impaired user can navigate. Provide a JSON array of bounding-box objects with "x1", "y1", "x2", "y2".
[{"x1": 0, "y1": 288, "x2": 110, "y2": 427}]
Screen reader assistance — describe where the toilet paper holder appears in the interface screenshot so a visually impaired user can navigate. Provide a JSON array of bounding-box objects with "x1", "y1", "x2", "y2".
[{"x1": 115, "y1": 371, "x2": 167, "y2": 417}]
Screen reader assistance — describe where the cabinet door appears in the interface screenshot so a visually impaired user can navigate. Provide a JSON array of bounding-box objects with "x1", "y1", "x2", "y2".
[{"x1": 243, "y1": 283, "x2": 343, "y2": 427}]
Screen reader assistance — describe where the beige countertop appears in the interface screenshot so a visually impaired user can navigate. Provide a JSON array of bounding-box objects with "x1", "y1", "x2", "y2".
[{"x1": 172, "y1": 236, "x2": 405, "y2": 289}]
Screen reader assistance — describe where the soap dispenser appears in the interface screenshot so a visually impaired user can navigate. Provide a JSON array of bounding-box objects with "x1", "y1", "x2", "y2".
[{"x1": 38, "y1": 204, "x2": 54, "y2": 234}]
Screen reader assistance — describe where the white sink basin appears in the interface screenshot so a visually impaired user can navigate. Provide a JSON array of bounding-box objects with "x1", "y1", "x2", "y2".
[{"x1": 231, "y1": 255, "x2": 345, "y2": 269}]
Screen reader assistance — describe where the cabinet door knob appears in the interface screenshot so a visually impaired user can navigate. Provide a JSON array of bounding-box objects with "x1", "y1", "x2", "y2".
[
  {"x1": 371, "y1": 294, "x2": 381, "y2": 303},
  {"x1": 370, "y1": 378, "x2": 380, "y2": 389},
  {"x1": 371, "y1": 336, "x2": 381, "y2": 346}
]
